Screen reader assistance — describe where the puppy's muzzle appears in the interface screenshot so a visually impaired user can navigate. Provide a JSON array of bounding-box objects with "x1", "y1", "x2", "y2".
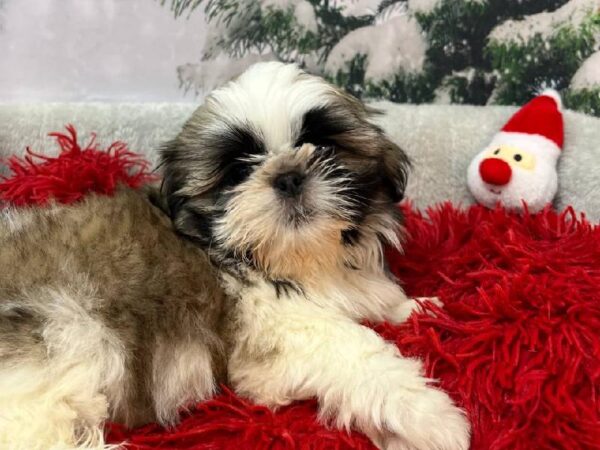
[{"x1": 273, "y1": 171, "x2": 305, "y2": 198}]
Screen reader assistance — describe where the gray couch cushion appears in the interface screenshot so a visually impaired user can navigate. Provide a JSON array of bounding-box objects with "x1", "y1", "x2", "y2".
[
  {"x1": 1, "y1": 102, "x2": 599, "y2": 221},
  {"x1": 371, "y1": 101, "x2": 600, "y2": 222}
]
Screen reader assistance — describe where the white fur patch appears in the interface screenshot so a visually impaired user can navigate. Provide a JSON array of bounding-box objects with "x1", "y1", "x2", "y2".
[
  {"x1": 0, "y1": 363, "x2": 118, "y2": 450},
  {"x1": 152, "y1": 339, "x2": 216, "y2": 425},
  {"x1": 0, "y1": 287, "x2": 127, "y2": 450},
  {"x1": 226, "y1": 274, "x2": 470, "y2": 450},
  {"x1": 207, "y1": 62, "x2": 338, "y2": 154}
]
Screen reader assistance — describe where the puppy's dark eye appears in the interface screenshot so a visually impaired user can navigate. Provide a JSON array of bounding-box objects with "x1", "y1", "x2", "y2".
[
  {"x1": 223, "y1": 163, "x2": 253, "y2": 187},
  {"x1": 514, "y1": 154, "x2": 522, "y2": 162},
  {"x1": 494, "y1": 149, "x2": 500, "y2": 155},
  {"x1": 315, "y1": 144, "x2": 334, "y2": 152}
]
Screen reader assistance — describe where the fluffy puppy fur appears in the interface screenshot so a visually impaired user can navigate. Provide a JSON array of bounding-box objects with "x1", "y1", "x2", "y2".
[
  {"x1": 0, "y1": 189, "x2": 226, "y2": 449},
  {"x1": 0, "y1": 62, "x2": 470, "y2": 450},
  {"x1": 160, "y1": 62, "x2": 470, "y2": 449}
]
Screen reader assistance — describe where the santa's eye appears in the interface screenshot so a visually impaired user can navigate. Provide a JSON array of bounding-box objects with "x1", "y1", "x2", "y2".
[
  {"x1": 494, "y1": 149, "x2": 500, "y2": 155},
  {"x1": 514, "y1": 154, "x2": 522, "y2": 162}
]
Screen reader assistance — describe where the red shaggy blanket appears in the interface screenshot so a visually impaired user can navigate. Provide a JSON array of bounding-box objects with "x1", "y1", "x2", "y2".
[{"x1": 1, "y1": 127, "x2": 599, "y2": 450}]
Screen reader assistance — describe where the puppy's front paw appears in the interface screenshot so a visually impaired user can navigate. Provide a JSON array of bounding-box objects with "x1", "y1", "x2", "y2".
[
  {"x1": 387, "y1": 297, "x2": 443, "y2": 324},
  {"x1": 367, "y1": 386, "x2": 470, "y2": 450}
]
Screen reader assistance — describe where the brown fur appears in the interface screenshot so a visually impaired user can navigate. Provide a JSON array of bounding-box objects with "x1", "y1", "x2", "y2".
[{"x1": 0, "y1": 188, "x2": 226, "y2": 427}]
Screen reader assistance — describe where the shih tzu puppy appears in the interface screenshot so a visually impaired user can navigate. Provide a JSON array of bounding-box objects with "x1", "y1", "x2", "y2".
[
  {"x1": 0, "y1": 61, "x2": 469, "y2": 450},
  {"x1": 160, "y1": 62, "x2": 470, "y2": 449}
]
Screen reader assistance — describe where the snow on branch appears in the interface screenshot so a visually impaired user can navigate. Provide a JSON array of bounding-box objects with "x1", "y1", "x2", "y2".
[
  {"x1": 571, "y1": 50, "x2": 600, "y2": 89},
  {"x1": 489, "y1": 0, "x2": 600, "y2": 44},
  {"x1": 324, "y1": 7, "x2": 427, "y2": 82}
]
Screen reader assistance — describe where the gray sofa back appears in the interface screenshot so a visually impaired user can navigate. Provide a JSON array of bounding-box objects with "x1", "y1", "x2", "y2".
[{"x1": 1, "y1": 102, "x2": 599, "y2": 221}]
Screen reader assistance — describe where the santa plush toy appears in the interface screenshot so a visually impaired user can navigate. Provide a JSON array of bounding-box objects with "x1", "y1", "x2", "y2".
[{"x1": 467, "y1": 89, "x2": 564, "y2": 213}]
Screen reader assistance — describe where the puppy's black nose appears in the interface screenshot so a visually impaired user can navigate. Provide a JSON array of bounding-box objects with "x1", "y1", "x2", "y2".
[{"x1": 274, "y1": 171, "x2": 304, "y2": 197}]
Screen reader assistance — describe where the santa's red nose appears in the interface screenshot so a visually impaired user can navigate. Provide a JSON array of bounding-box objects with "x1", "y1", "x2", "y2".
[{"x1": 479, "y1": 158, "x2": 512, "y2": 186}]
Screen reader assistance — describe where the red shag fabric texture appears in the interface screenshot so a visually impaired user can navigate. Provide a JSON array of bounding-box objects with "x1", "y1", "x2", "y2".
[
  {"x1": 1, "y1": 127, "x2": 599, "y2": 450},
  {"x1": 0, "y1": 125, "x2": 155, "y2": 206}
]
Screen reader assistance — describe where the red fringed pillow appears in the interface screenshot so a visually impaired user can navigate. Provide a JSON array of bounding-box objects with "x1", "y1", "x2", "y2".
[{"x1": 1, "y1": 127, "x2": 599, "y2": 450}]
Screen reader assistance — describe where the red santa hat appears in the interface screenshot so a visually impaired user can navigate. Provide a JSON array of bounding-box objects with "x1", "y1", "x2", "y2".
[
  {"x1": 467, "y1": 89, "x2": 565, "y2": 214},
  {"x1": 491, "y1": 89, "x2": 564, "y2": 162}
]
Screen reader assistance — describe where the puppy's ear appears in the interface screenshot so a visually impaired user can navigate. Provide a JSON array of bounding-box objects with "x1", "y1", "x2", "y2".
[
  {"x1": 158, "y1": 139, "x2": 186, "y2": 219},
  {"x1": 143, "y1": 184, "x2": 171, "y2": 216},
  {"x1": 335, "y1": 94, "x2": 411, "y2": 203},
  {"x1": 380, "y1": 138, "x2": 411, "y2": 203},
  {"x1": 158, "y1": 139, "x2": 215, "y2": 246}
]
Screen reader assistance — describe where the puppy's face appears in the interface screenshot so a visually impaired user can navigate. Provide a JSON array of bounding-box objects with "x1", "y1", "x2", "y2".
[{"x1": 161, "y1": 62, "x2": 409, "y2": 281}]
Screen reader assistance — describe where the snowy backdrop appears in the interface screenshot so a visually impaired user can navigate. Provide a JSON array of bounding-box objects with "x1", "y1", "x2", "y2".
[
  {"x1": 0, "y1": 0, "x2": 207, "y2": 102},
  {"x1": 1, "y1": 0, "x2": 600, "y2": 115}
]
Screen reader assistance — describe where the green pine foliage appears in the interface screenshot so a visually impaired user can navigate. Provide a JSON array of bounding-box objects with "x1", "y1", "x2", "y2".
[
  {"x1": 487, "y1": 13, "x2": 600, "y2": 106},
  {"x1": 442, "y1": 70, "x2": 496, "y2": 105},
  {"x1": 564, "y1": 88, "x2": 600, "y2": 116},
  {"x1": 308, "y1": 0, "x2": 371, "y2": 62},
  {"x1": 415, "y1": 0, "x2": 568, "y2": 74},
  {"x1": 328, "y1": 0, "x2": 572, "y2": 104},
  {"x1": 364, "y1": 72, "x2": 437, "y2": 104},
  {"x1": 203, "y1": 1, "x2": 317, "y2": 60},
  {"x1": 329, "y1": 54, "x2": 368, "y2": 98},
  {"x1": 413, "y1": 0, "x2": 568, "y2": 104},
  {"x1": 162, "y1": 0, "x2": 203, "y2": 17},
  {"x1": 162, "y1": 0, "x2": 600, "y2": 116},
  {"x1": 164, "y1": 0, "x2": 368, "y2": 63},
  {"x1": 329, "y1": 55, "x2": 436, "y2": 103}
]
